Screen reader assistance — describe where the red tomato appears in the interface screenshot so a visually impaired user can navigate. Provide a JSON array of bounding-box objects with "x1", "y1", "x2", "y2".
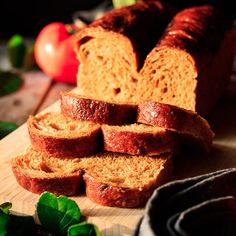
[{"x1": 34, "y1": 22, "x2": 79, "y2": 84}]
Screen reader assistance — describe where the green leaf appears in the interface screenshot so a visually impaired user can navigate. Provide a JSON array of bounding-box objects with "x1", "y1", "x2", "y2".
[
  {"x1": 37, "y1": 192, "x2": 81, "y2": 235},
  {"x1": 0, "y1": 121, "x2": 17, "y2": 139},
  {"x1": 0, "y1": 202, "x2": 12, "y2": 214},
  {"x1": 112, "y1": 0, "x2": 138, "y2": 8},
  {"x1": 0, "y1": 209, "x2": 9, "y2": 236},
  {"x1": 67, "y1": 221, "x2": 102, "y2": 236},
  {"x1": 0, "y1": 71, "x2": 23, "y2": 97},
  {"x1": 7, "y1": 34, "x2": 26, "y2": 68}
]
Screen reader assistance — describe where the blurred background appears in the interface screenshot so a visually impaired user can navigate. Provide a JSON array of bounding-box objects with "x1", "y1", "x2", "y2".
[{"x1": 0, "y1": 0, "x2": 111, "y2": 38}]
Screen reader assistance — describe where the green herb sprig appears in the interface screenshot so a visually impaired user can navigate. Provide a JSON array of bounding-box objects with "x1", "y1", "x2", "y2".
[{"x1": 0, "y1": 192, "x2": 102, "y2": 236}]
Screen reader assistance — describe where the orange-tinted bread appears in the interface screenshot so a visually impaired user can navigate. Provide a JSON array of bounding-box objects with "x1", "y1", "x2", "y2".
[
  {"x1": 11, "y1": 148, "x2": 172, "y2": 208},
  {"x1": 28, "y1": 112, "x2": 102, "y2": 157},
  {"x1": 61, "y1": 92, "x2": 137, "y2": 125},
  {"x1": 11, "y1": 148, "x2": 84, "y2": 196},
  {"x1": 75, "y1": 1, "x2": 177, "y2": 103},
  {"x1": 75, "y1": 4, "x2": 234, "y2": 115},
  {"x1": 137, "y1": 101, "x2": 214, "y2": 152},
  {"x1": 102, "y1": 123, "x2": 175, "y2": 155}
]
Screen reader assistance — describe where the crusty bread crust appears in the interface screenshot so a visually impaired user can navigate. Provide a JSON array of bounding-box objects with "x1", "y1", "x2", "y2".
[
  {"x1": 11, "y1": 154, "x2": 83, "y2": 196},
  {"x1": 137, "y1": 101, "x2": 214, "y2": 152},
  {"x1": 83, "y1": 174, "x2": 158, "y2": 208},
  {"x1": 61, "y1": 92, "x2": 138, "y2": 125},
  {"x1": 28, "y1": 113, "x2": 102, "y2": 157},
  {"x1": 102, "y1": 124, "x2": 175, "y2": 156},
  {"x1": 83, "y1": 155, "x2": 173, "y2": 208}
]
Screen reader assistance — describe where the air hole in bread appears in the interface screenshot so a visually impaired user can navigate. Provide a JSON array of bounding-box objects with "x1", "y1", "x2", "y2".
[
  {"x1": 161, "y1": 87, "x2": 168, "y2": 93},
  {"x1": 78, "y1": 36, "x2": 94, "y2": 47},
  {"x1": 40, "y1": 163, "x2": 53, "y2": 173},
  {"x1": 49, "y1": 123, "x2": 61, "y2": 131},
  {"x1": 151, "y1": 69, "x2": 156, "y2": 74},
  {"x1": 113, "y1": 88, "x2": 121, "y2": 95},
  {"x1": 97, "y1": 55, "x2": 103, "y2": 61},
  {"x1": 131, "y1": 77, "x2": 138, "y2": 83}
]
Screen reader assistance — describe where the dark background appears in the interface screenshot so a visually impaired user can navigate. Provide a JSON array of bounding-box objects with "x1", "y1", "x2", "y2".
[
  {"x1": 0, "y1": 0, "x2": 109, "y2": 38},
  {"x1": 0, "y1": 0, "x2": 234, "y2": 39}
]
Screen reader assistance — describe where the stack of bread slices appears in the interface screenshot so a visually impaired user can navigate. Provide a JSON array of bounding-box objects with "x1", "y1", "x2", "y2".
[
  {"x1": 11, "y1": 0, "x2": 232, "y2": 208},
  {"x1": 11, "y1": 92, "x2": 214, "y2": 208}
]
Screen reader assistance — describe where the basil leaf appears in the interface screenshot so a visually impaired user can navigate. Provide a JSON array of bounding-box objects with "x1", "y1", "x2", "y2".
[
  {"x1": 6, "y1": 215, "x2": 37, "y2": 236},
  {"x1": 67, "y1": 221, "x2": 102, "y2": 236},
  {"x1": 0, "y1": 71, "x2": 22, "y2": 97},
  {"x1": 0, "y1": 202, "x2": 12, "y2": 214},
  {"x1": 112, "y1": 0, "x2": 138, "y2": 8},
  {"x1": 7, "y1": 34, "x2": 26, "y2": 68},
  {"x1": 0, "y1": 209, "x2": 9, "y2": 236},
  {"x1": 0, "y1": 121, "x2": 17, "y2": 139},
  {"x1": 37, "y1": 192, "x2": 81, "y2": 235}
]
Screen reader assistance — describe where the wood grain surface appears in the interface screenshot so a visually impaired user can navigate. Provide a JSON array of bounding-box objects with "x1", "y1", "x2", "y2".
[{"x1": 0, "y1": 74, "x2": 236, "y2": 235}]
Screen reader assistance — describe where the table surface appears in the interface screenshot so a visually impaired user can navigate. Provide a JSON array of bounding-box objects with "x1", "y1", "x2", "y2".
[{"x1": 1, "y1": 54, "x2": 236, "y2": 235}]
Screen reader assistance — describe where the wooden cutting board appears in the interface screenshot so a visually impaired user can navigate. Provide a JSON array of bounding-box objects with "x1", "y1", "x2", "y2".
[{"x1": 1, "y1": 76, "x2": 236, "y2": 236}]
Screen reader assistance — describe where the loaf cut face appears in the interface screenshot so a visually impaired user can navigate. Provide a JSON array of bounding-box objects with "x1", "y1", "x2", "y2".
[
  {"x1": 75, "y1": 1, "x2": 177, "y2": 103},
  {"x1": 102, "y1": 123, "x2": 175, "y2": 155},
  {"x1": 28, "y1": 112, "x2": 102, "y2": 157},
  {"x1": 61, "y1": 92, "x2": 138, "y2": 125},
  {"x1": 137, "y1": 101, "x2": 214, "y2": 152},
  {"x1": 75, "y1": 4, "x2": 235, "y2": 115},
  {"x1": 139, "y1": 5, "x2": 235, "y2": 115},
  {"x1": 11, "y1": 148, "x2": 172, "y2": 208}
]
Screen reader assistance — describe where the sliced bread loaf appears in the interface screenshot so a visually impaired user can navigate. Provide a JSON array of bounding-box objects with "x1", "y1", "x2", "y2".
[
  {"x1": 138, "y1": 5, "x2": 235, "y2": 115},
  {"x1": 60, "y1": 92, "x2": 137, "y2": 125},
  {"x1": 75, "y1": 1, "x2": 177, "y2": 103},
  {"x1": 137, "y1": 101, "x2": 214, "y2": 152},
  {"x1": 11, "y1": 148, "x2": 172, "y2": 208},
  {"x1": 102, "y1": 123, "x2": 175, "y2": 156},
  {"x1": 75, "y1": 4, "x2": 234, "y2": 115},
  {"x1": 28, "y1": 112, "x2": 102, "y2": 157}
]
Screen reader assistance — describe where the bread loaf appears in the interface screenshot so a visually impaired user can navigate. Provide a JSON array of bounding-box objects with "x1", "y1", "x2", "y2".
[
  {"x1": 102, "y1": 123, "x2": 175, "y2": 155},
  {"x1": 75, "y1": 1, "x2": 177, "y2": 103},
  {"x1": 137, "y1": 101, "x2": 214, "y2": 152},
  {"x1": 139, "y1": 5, "x2": 235, "y2": 115},
  {"x1": 61, "y1": 92, "x2": 137, "y2": 125},
  {"x1": 28, "y1": 112, "x2": 102, "y2": 157},
  {"x1": 75, "y1": 4, "x2": 235, "y2": 115},
  {"x1": 11, "y1": 148, "x2": 172, "y2": 208}
]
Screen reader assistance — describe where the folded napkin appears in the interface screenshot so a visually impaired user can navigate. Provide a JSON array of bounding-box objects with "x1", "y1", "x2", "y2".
[{"x1": 134, "y1": 168, "x2": 236, "y2": 236}]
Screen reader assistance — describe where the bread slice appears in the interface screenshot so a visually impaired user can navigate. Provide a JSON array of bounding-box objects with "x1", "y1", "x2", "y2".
[
  {"x1": 75, "y1": 1, "x2": 177, "y2": 103},
  {"x1": 11, "y1": 148, "x2": 84, "y2": 196},
  {"x1": 60, "y1": 92, "x2": 137, "y2": 125},
  {"x1": 137, "y1": 101, "x2": 214, "y2": 152},
  {"x1": 11, "y1": 148, "x2": 172, "y2": 208},
  {"x1": 139, "y1": 5, "x2": 235, "y2": 115},
  {"x1": 28, "y1": 112, "x2": 102, "y2": 157},
  {"x1": 102, "y1": 123, "x2": 175, "y2": 156}
]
